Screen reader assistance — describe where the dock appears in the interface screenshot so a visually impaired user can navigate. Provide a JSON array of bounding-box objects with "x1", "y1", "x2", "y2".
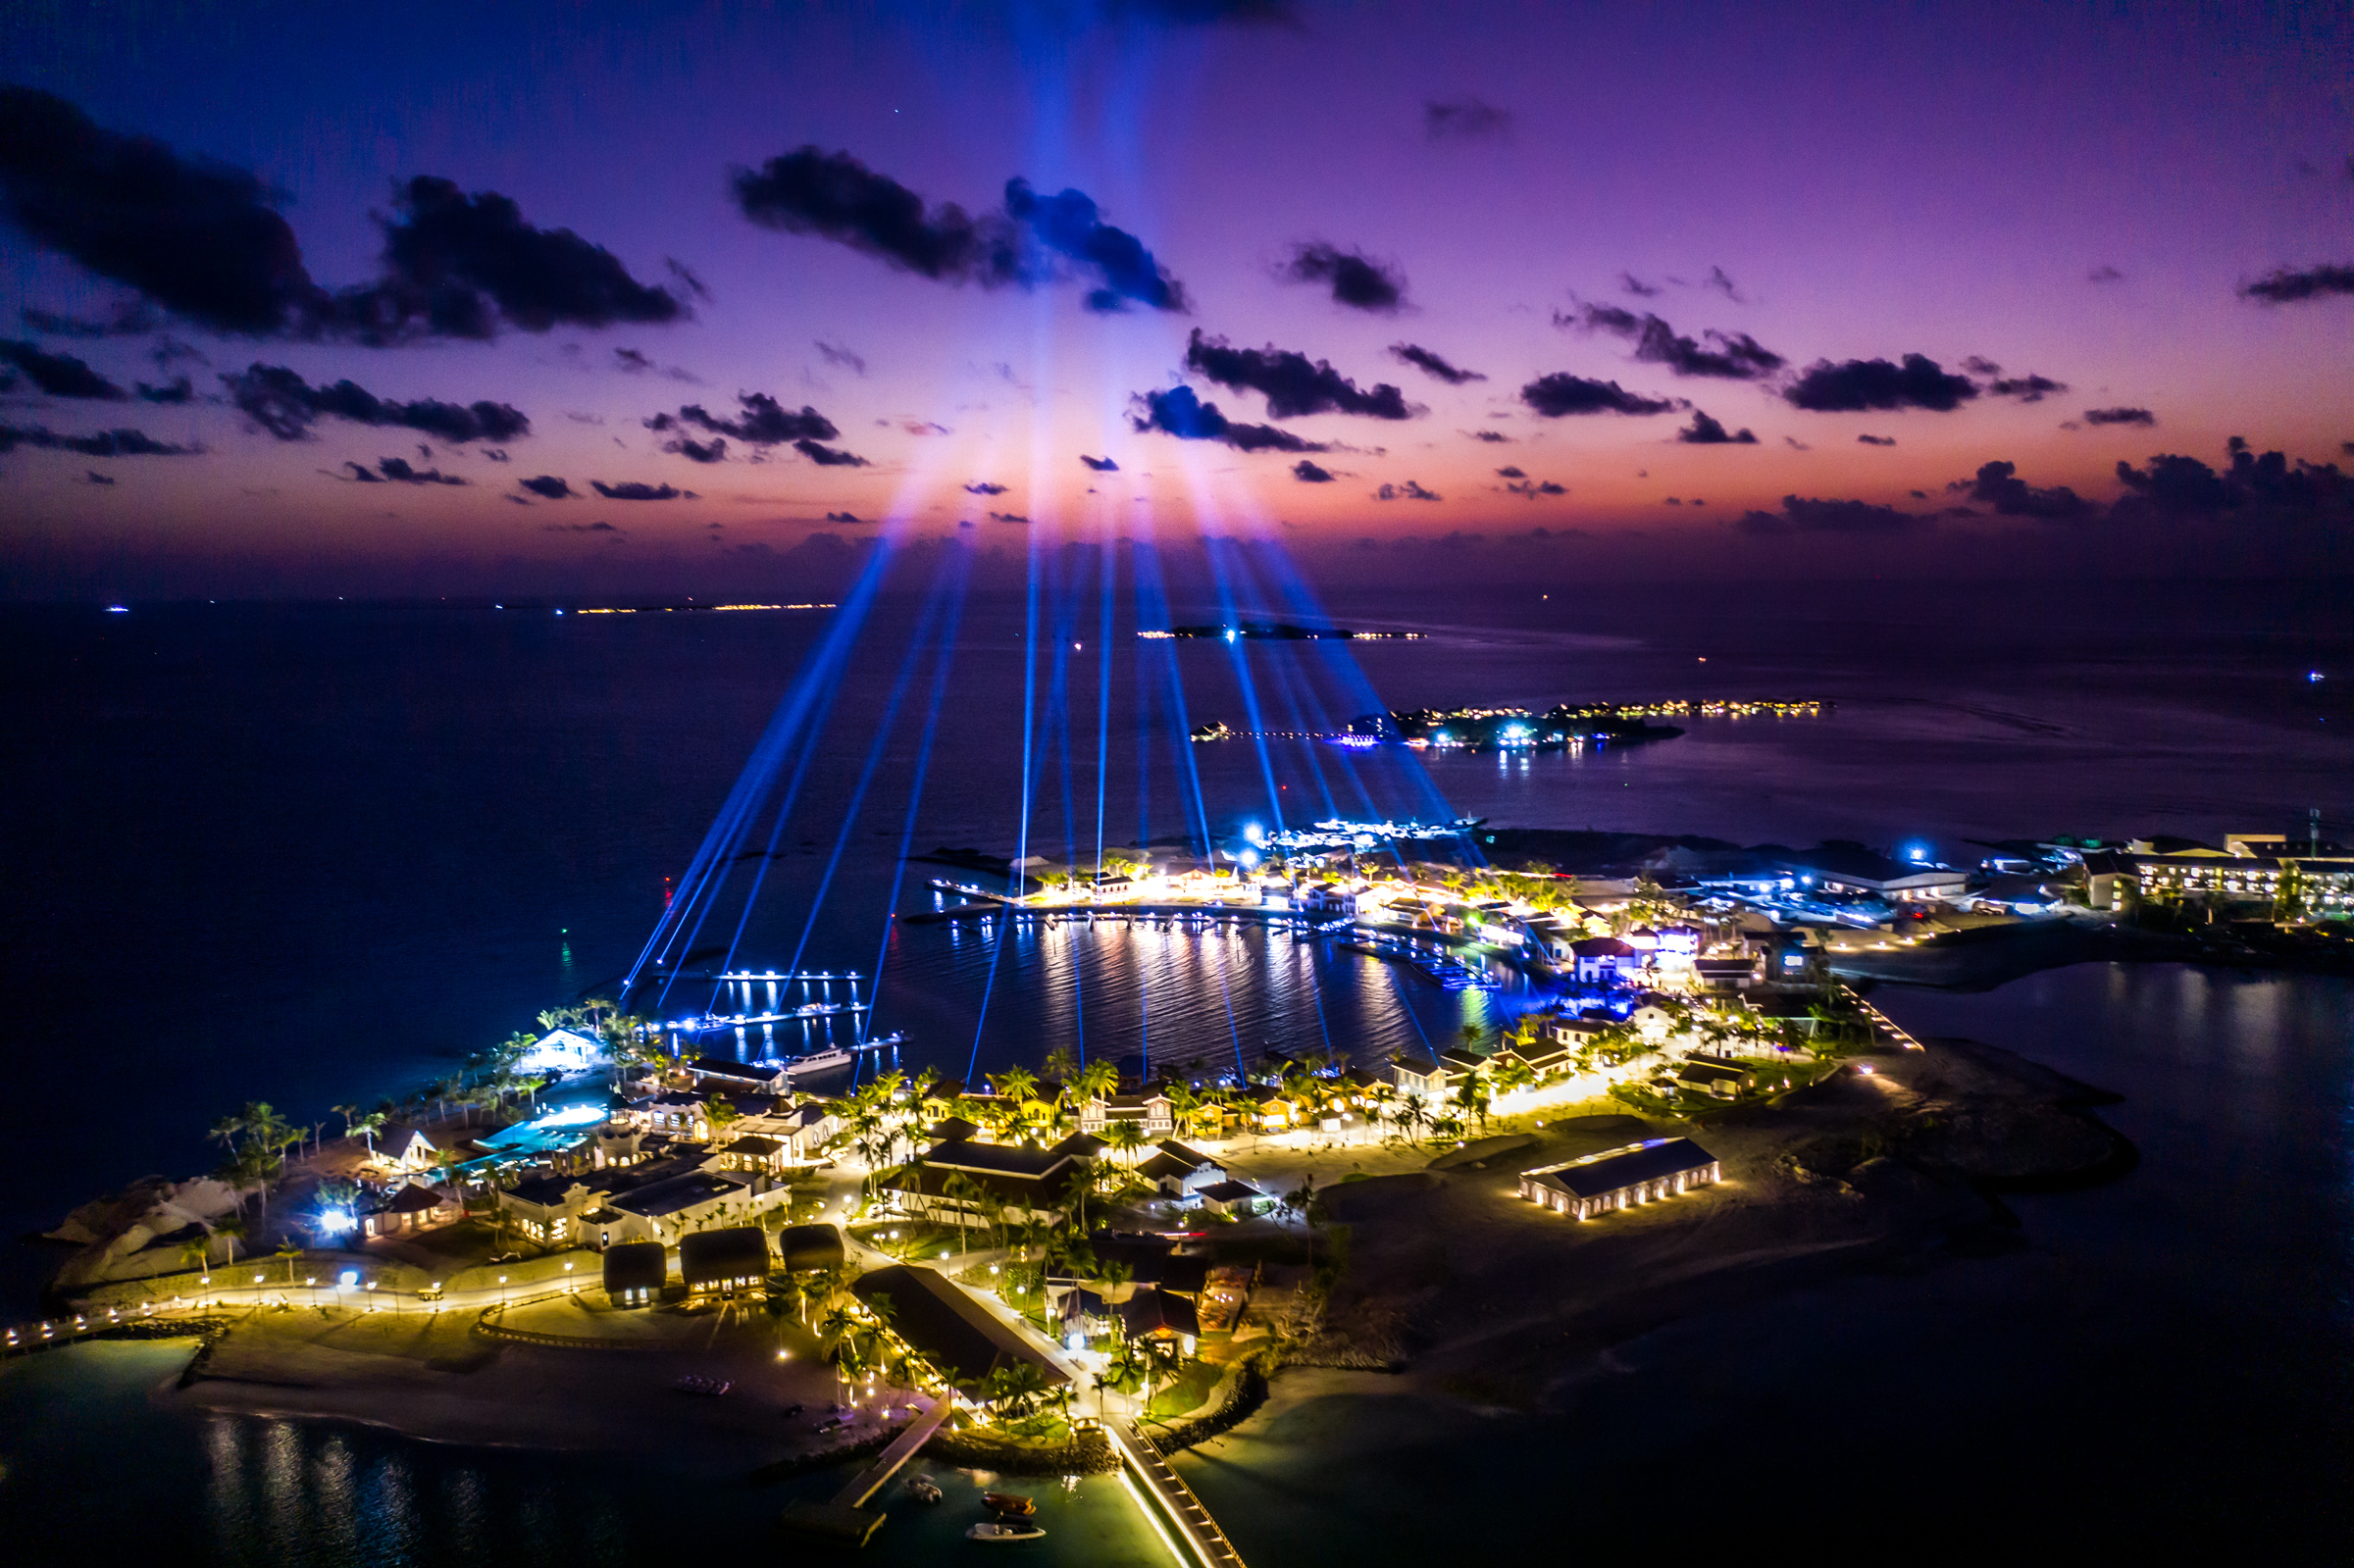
[
  {"x1": 1108, "y1": 1416, "x2": 1248, "y2": 1568},
  {"x1": 778, "y1": 1394, "x2": 954, "y2": 1546}
]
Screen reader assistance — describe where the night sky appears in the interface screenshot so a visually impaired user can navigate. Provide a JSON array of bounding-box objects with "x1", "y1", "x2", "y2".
[{"x1": 3, "y1": 1, "x2": 2350, "y2": 596}]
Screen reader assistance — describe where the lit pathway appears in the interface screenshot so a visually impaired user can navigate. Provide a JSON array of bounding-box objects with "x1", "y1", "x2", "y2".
[{"x1": 830, "y1": 1394, "x2": 952, "y2": 1508}]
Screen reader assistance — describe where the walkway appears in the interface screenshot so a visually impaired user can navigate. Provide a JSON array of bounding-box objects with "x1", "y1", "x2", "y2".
[
  {"x1": 1107, "y1": 1416, "x2": 1249, "y2": 1568},
  {"x1": 831, "y1": 1394, "x2": 952, "y2": 1508}
]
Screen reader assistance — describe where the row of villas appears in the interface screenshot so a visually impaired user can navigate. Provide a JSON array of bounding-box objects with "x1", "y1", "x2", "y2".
[
  {"x1": 2081, "y1": 840, "x2": 2354, "y2": 915},
  {"x1": 881, "y1": 1125, "x2": 1265, "y2": 1224}
]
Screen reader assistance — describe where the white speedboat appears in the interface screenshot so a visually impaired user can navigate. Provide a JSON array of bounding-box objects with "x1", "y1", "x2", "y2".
[
  {"x1": 783, "y1": 1047, "x2": 853, "y2": 1079},
  {"x1": 966, "y1": 1520, "x2": 1045, "y2": 1543}
]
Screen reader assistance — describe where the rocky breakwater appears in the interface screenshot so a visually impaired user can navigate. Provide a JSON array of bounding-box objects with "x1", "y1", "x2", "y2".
[{"x1": 40, "y1": 1176, "x2": 244, "y2": 1296}]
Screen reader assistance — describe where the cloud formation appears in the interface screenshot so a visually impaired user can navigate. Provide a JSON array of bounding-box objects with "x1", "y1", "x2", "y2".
[
  {"x1": 1783, "y1": 353, "x2": 1977, "y2": 413},
  {"x1": 1130, "y1": 384, "x2": 1327, "y2": 451},
  {"x1": 590, "y1": 480, "x2": 692, "y2": 500},
  {"x1": 1502, "y1": 477, "x2": 1565, "y2": 497},
  {"x1": 1080, "y1": 453, "x2": 1119, "y2": 471},
  {"x1": 2113, "y1": 438, "x2": 2349, "y2": 519},
  {"x1": 653, "y1": 392, "x2": 838, "y2": 446},
  {"x1": 0, "y1": 422, "x2": 199, "y2": 456},
  {"x1": 1424, "y1": 97, "x2": 1511, "y2": 142},
  {"x1": 2239, "y1": 264, "x2": 2354, "y2": 304},
  {"x1": 1389, "y1": 342, "x2": 1484, "y2": 384},
  {"x1": 1678, "y1": 410, "x2": 1758, "y2": 444},
  {"x1": 824, "y1": 510, "x2": 861, "y2": 523},
  {"x1": 1467, "y1": 429, "x2": 1510, "y2": 442},
  {"x1": 732, "y1": 148, "x2": 1186, "y2": 312},
  {"x1": 1986, "y1": 373, "x2": 2067, "y2": 402},
  {"x1": 2088, "y1": 266, "x2": 2124, "y2": 283},
  {"x1": 1182, "y1": 330, "x2": 1414, "y2": 419},
  {"x1": 2083, "y1": 406, "x2": 2156, "y2": 427},
  {"x1": 814, "y1": 339, "x2": 866, "y2": 375},
  {"x1": 988, "y1": 509, "x2": 1028, "y2": 524},
  {"x1": 344, "y1": 456, "x2": 465, "y2": 485},
  {"x1": 1292, "y1": 459, "x2": 1334, "y2": 482},
  {"x1": 0, "y1": 337, "x2": 128, "y2": 398},
  {"x1": 1857, "y1": 432, "x2": 1895, "y2": 446},
  {"x1": 517, "y1": 475, "x2": 573, "y2": 499},
  {"x1": 223, "y1": 364, "x2": 529, "y2": 443},
  {"x1": 137, "y1": 376, "x2": 191, "y2": 403},
  {"x1": 1374, "y1": 481, "x2": 1441, "y2": 501},
  {"x1": 1562, "y1": 304, "x2": 1784, "y2": 379},
  {"x1": 1735, "y1": 494, "x2": 1925, "y2": 534},
  {"x1": 795, "y1": 439, "x2": 868, "y2": 466},
  {"x1": 1520, "y1": 373, "x2": 1680, "y2": 418},
  {"x1": 1953, "y1": 459, "x2": 2091, "y2": 519},
  {"x1": 1282, "y1": 242, "x2": 1405, "y2": 312}
]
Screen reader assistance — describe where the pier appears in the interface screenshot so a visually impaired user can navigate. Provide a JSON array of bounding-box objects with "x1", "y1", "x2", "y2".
[
  {"x1": 778, "y1": 1394, "x2": 954, "y2": 1545},
  {"x1": 1109, "y1": 1416, "x2": 1249, "y2": 1568}
]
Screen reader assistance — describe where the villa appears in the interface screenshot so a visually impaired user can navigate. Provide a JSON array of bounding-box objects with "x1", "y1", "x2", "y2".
[
  {"x1": 1669, "y1": 1056, "x2": 1754, "y2": 1098},
  {"x1": 679, "y1": 1226, "x2": 769, "y2": 1298},
  {"x1": 1518, "y1": 1138, "x2": 1723, "y2": 1220},
  {"x1": 1119, "y1": 1286, "x2": 1202, "y2": 1351},
  {"x1": 883, "y1": 1132, "x2": 1102, "y2": 1225},
  {"x1": 1196, "y1": 1178, "x2": 1267, "y2": 1216},
  {"x1": 602, "y1": 1240, "x2": 667, "y2": 1307},
  {"x1": 1569, "y1": 936, "x2": 1644, "y2": 985},
  {"x1": 1138, "y1": 1140, "x2": 1230, "y2": 1202},
  {"x1": 359, "y1": 1182, "x2": 457, "y2": 1237},
  {"x1": 1077, "y1": 1089, "x2": 1175, "y2": 1138}
]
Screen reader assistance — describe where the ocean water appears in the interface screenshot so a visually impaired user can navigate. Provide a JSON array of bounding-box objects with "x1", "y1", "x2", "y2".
[{"x1": 2, "y1": 574, "x2": 2349, "y2": 1558}]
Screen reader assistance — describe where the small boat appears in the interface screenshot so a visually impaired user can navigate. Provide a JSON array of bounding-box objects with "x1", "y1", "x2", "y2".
[
  {"x1": 982, "y1": 1492, "x2": 1036, "y2": 1517},
  {"x1": 784, "y1": 1047, "x2": 854, "y2": 1079},
  {"x1": 904, "y1": 1475, "x2": 943, "y2": 1504},
  {"x1": 966, "y1": 1520, "x2": 1045, "y2": 1543}
]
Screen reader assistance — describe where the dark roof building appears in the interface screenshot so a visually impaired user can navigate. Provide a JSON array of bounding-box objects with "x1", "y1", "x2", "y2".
[
  {"x1": 1119, "y1": 1287, "x2": 1201, "y2": 1341},
  {"x1": 602, "y1": 1240, "x2": 667, "y2": 1303},
  {"x1": 779, "y1": 1222, "x2": 846, "y2": 1273},
  {"x1": 1518, "y1": 1138, "x2": 1721, "y2": 1221},
  {"x1": 679, "y1": 1226, "x2": 769, "y2": 1290},
  {"x1": 852, "y1": 1264, "x2": 1068, "y2": 1389}
]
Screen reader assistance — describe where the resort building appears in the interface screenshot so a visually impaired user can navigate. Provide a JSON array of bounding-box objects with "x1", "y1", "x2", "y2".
[
  {"x1": 1568, "y1": 936, "x2": 1643, "y2": 986},
  {"x1": 1518, "y1": 1138, "x2": 1723, "y2": 1220},
  {"x1": 778, "y1": 1222, "x2": 845, "y2": 1273},
  {"x1": 883, "y1": 1132, "x2": 1102, "y2": 1225},
  {"x1": 359, "y1": 1182, "x2": 457, "y2": 1237},
  {"x1": 1390, "y1": 1048, "x2": 1452, "y2": 1100},
  {"x1": 1195, "y1": 1178, "x2": 1267, "y2": 1216},
  {"x1": 1776, "y1": 846, "x2": 1969, "y2": 904},
  {"x1": 602, "y1": 1240, "x2": 667, "y2": 1306},
  {"x1": 1119, "y1": 1286, "x2": 1202, "y2": 1352},
  {"x1": 851, "y1": 1264, "x2": 1069, "y2": 1391},
  {"x1": 517, "y1": 1027, "x2": 607, "y2": 1076},
  {"x1": 498, "y1": 1174, "x2": 600, "y2": 1244},
  {"x1": 2085, "y1": 849, "x2": 2354, "y2": 915},
  {"x1": 1138, "y1": 1140, "x2": 1230, "y2": 1202},
  {"x1": 1076, "y1": 1089, "x2": 1176, "y2": 1138},
  {"x1": 1668, "y1": 1056, "x2": 1754, "y2": 1099},
  {"x1": 679, "y1": 1226, "x2": 769, "y2": 1298},
  {"x1": 604, "y1": 1167, "x2": 763, "y2": 1244}
]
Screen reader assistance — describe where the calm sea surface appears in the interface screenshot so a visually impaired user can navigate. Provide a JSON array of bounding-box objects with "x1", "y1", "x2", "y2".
[{"x1": 2, "y1": 576, "x2": 2348, "y2": 1559}]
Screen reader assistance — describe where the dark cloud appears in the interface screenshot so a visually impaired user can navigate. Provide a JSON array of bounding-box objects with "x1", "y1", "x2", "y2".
[
  {"x1": 1963, "y1": 356, "x2": 2001, "y2": 376},
  {"x1": 815, "y1": 339, "x2": 866, "y2": 376},
  {"x1": 2087, "y1": 266, "x2": 2124, "y2": 283},
  {"x1": 1389, "y1": 342, "x2": 1484, "y2": 384},
  {"x1": 542, "y1": 520, "x2": 620, "y2": 533},
  {"x1": 667, "y1": 434, "x2": 728, "y2": 463},
  {"x1": 1619, "y1": 272, "x2": 1662, "y2": 298},
  {"x1": 1735, "y1": 494, "x2": 1926, "y2": 535},
  {"x1": 2084, "y1": 406, "x2": 2156, "y2": 428},
  {"x1": 1374, "y1": 481, "x2": 1441, "y2": 501},
  {"x1": 1783, "y1": 353, "x2": 1977, "y2": 413},
  {"x1": 1182, "y1": 330, "x2": 1415, "y2": 419},
  {"x1": 136, "y1": 376, "x2": 191, "y2": 403},
  {"x1": 1292, "y1": 459, "x2": 1334, "y2": 482},
  {"x1": 589, "y1": 480, "x2": 692, "y2": 500},
  {"x1": 659, "y1": 392, "x2": 838, "y2": 445},
  {"x1": 1856, "y1": 433, "x2": 1896, "y2": 447},
  {"x1": 963, "y1": 481, "x2": 1008, "y2": 495},
  {"x1": 222, "y1": 364, "x2": 529, "y2": 443},
  {"x1": 1080, "y1": 453, "x2": 1119, "y2": 472},
  {"x1": 1495, "y1": 466, "x2": 1525, "y2": 479},
  {"x1": 732, "y1": 148, "x2": 1185, "y2": 313},
  {"x1": 1679, "y1": 410, "x2": 1758, "y2": 445},
  {"x1": 2241, "y1": 265, "x2": 2354, "y2": 304},
  {"x1": 989, "y1": 510, "x2": 1029, "y2": 524},
  {"x1": 825, "y1": 510, "x2": 861, "y2": 524},
  {"x1": 1986, "y1": 373, "x2": 2067, "y2": 402},
  {"x1": 1424, "y1": 97, "x2": 1511, "y2": 142},
  {"x1": 0, "y1": 422, "x2": 199, "y2": 456},
  {"x1": 1704, "y1": 266, "x2": 1741, "y2": 300},
  {"x1": 899, "y1": 419, "x2": 949, "y2": 435},
  {"x1": 2114, "y1": 439, "x2": 2350, "y2": 519},
  {"x1": 518, "y1": 475, "x2": 573, "y2": 499},
  {"x1": 344, "y1": 456, "x2": 464, "y2": 485},
  {"x1": 1561, "y1": 303, "x2": 1783, "y2": 379},
  {"x1": 1129, "y1": 384, "x2": 1327, "y2": 452},
  {"x1": 1116, "y1": 0, "x2": 1296, "y2": 24},
  {"x1": 1503, "y1": 478, "x2": 1566, "y2": 497},
  {"x1": 794, "y1": 438, "x2": 868, "y2": 467},
  {"x1": 1953, "y1": 459, "x2": 2091, "y2": 519},
  {"x1": 0, "y1": 86, "x2": 320, "y2": 333},
  {"x1": 329, "y1": 176, "x2": 687, "y2": 341},
  {"x1": 22, "y1": 302, "x2": 160, "y2": 337},
  {"x1": 614, "y1": 347, "x2": 652, "y2": 373},
  {"x1": 1783, "y1": 435, "x2": 1811, "y2": 451},
  {"x1": 82, "y1": 469, "x2": 113, "y2": 483},
  {"x1": 1467, "y1": 429, "x2": 1511, "y2": 443},
  {"x1": 1282, "y1": 242, "x2": 1405, "y2": 313},
  {"x1": 1520, "y1": 373, "x2": 1680, "y2": 418},
  {"x1": 0, "y1": 338, "x2": 127, "y2": 398}
]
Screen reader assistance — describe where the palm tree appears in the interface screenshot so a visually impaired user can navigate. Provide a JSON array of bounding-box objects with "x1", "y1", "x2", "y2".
[
  {"x1": 990, "y1": 1066, "x2": 1039, "y2": 1106},
  {"x1": 209, "y1": 1215, "x2": 245, "y2": 1268},
  {"x1": 1071, "y1": 1058, "x2": 1119, "y2": 1107},
  {"x1": 1105, "y1": 1118, "x2": 1147, "y2": 1168},
  {"x1": 1457, "y1": 1021, "x2": 1486, "y2": 1055}
]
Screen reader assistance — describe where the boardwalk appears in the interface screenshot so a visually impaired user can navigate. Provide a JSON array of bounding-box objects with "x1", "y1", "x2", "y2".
[
  {"x1": 1107, "y1": 1416, "x2": 1248, "y2": 1568},
  {"x1": 778, "y1": 1395, "x2": 952, "y2": 1547}
]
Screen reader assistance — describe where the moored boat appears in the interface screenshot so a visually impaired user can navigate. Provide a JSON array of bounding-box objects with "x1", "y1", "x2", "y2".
[
  {"x1": 966, "y1": 1520, "x2": 1045, "y2": 1543},
  {"x1": 981, "y1": 1492, "x2": 1036, "y2": 1517},
  {"x1": 783, "y1": 1047, "x2": 853, "y2": 1079}
]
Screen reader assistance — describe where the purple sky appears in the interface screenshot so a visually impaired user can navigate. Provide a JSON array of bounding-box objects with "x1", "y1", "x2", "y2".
[{"x1": 3, "y1": 2, "x2": 2350, "y2": 595}]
